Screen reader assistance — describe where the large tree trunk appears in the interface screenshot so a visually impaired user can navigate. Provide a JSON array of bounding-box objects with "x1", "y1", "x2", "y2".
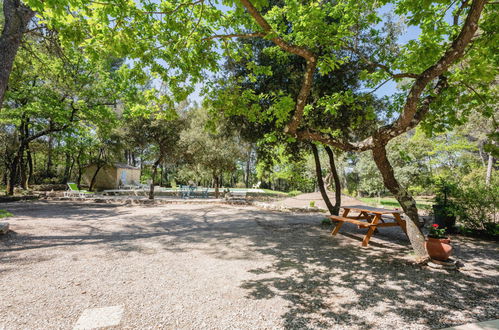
[
  {"x1": 0, "y1": 0, "x2": 35, "y2": 108},
  {"x1": 311, "y1": 144, "x2": 336, "y2": 215},
  {"x1": 324, "y1": 146, "x2": 341, "y2": 215},
  {"x1": 372, "y1": 144, "x2": 428, "y2": 261},
  {"x1": 7, "y1": 153, "x2": 19, "y2": 195},
  {"x1": 7, "y1": 140, "x2": 26, "y2": 195}
]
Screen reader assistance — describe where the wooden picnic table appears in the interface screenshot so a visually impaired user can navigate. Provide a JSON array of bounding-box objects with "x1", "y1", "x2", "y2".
[{"x1": 328, "y1": 205, "x2": 407, "y2": 247}]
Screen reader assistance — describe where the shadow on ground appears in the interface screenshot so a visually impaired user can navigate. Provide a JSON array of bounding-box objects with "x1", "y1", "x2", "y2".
[{"x1": 1, "y1": 201, "x2": 497, "y2": 329}]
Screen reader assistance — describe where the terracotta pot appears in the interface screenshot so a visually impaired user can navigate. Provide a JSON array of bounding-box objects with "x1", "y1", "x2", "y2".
[{"x1": 425, "y1": 237, "x2": 453, "y2": 261}]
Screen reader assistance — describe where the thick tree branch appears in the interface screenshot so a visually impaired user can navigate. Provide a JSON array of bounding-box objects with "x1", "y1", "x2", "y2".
[
  {"x1": 237, "y1": 0, "x2": 315, "y2": 61},
  {"x1": 346, "y1": 0, "x2": 486, "y2": 149},
  {"x1": 285, "y1": 60, "x2": 316, "y2": 135},
  {"x1": 388, "y1": 0, "x2": 486, "y2": 135},
  {"x1": 237, "y1": 0, "x2": 317, "y2": 135}
]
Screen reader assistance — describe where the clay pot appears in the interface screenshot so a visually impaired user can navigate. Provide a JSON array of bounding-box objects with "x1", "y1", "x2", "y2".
[{"x1": 425, "y1": 237, "x2": 453, "y2": 261}]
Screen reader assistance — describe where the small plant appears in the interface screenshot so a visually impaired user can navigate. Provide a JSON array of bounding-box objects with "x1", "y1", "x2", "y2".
[
  {"x1": 321, "y1": 218, "x2": 332, "y2": 226},
  {"x1": 0, "y1": 210, "x2": 12, "y2": 218},
  {"x1": 309, "y1": 201, "x2": 316, "y2": 208},
  {"x1": 428, "y1": 224, "x2": 447, "y2": 239},
  {"x1": 287, "y1": 190, "x2": 302, "y2": 197}
]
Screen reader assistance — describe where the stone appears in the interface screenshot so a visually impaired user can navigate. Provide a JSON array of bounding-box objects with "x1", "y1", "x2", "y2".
[
  {"x1": 0, "y1": 222, "x2": 9, "y2": 235},
  {"x1": 73, "y1": 305, "x2": 124, "y2": 330}
]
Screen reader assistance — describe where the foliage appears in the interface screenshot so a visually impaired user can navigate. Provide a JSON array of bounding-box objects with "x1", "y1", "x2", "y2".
[
  {"x1": 287, "y1": 190, "x2": 302, "y2": 197},
  {"x1": 428, "y1": 224, "x2": 447, "y2": 239},
  {"x1": 0, "y1": 209, "x2": 12, "y2": 218},
  {"x1": 455, "y1": 182, "x2": 498, "y2": 236}
]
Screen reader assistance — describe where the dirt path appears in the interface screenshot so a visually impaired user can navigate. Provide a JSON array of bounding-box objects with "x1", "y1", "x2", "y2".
[{"x1": 0, "y1": 201, "x2": 497, "y2": 329}]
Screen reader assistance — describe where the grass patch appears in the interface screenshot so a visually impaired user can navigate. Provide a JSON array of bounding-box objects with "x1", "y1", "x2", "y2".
[
  {"x1": 0, "y1": 209, "x2": 13, "y2": 218},
  {"x1": 358, "y1": 197, "x2": 432, "y2": 210},
  {"x1": 261, "y1": 189, "x2": 289, "y2": 196},
  {"x1": 287, "y1": 190, "x2": 302, "y2": 197}
]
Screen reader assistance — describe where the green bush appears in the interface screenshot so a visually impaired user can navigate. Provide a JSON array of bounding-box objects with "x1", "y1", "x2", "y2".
[
  {"x1": 235, "y1": 182, "x2": 246, "y2": 188},
  {"x1": 455, "y1": 184, "x2": 498, "y2": 236},
  {"x1": 287, "y1": 190, "x2": 302, "y2": 197},
  {"x1": 0, "y1": 210, "x2": 12, "y2": 218},
  {"x1": 321, "y1": 218, "x2": 332, "y2": 226}
]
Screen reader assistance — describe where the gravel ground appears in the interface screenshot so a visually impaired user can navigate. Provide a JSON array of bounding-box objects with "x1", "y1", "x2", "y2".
[
  {"x1": 271, "y1": 192, "x2": 367, "y2": 210},
  {"x1": 0, "y1": 201, "x2": 498, "y2": 329}
]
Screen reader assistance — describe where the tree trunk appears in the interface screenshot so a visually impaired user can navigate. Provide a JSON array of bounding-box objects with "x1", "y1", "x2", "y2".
[
  {"x1": 149, "y1": 157, "x2": 162, "y2": 200},
  {"x1": 89, "y1": 150, "x2": 105, "y2": 191},
  {"x1": 45, "y1": 135, "x2": 53, "y2": 177},
  {"x1": 324, "y1": 146, "x2": 341, "y2": 215},
  {"x1": 0, "y1": 0, "x2": 35, "y2": 107},
  {"x1": 26, "y1": 145, "x2": 33, "y2": 185},
  {"x1": 62, "y1": 151, "x2": 71, "y2": 183},
  {"x1": 245, "y1": 154, "x2": 251, "y2": 188},
  {"x1": 485, "y1": 153, "x2": 493, "y2": 186},
  {"x1": 214, "y1": 174, "x2": 220, "y2": 198},
  {"x1": 311, "y1": 144, "x2": 336, "y2": 215},
  {"x1": 371, "y1": 144, "x2": 428, "y2": 261},
  {"x1": 89, "y1": 165, "x2": 103, "y2": 192},
  {"x1": 19, "y1": 147, "x2": 27, "y2": 189},
  {"x1": 7, "y1": 148, "x2": 21, "y2": 195},
  {"x1": 159, "y1": 164, "x2": 164, "y2": 186}
]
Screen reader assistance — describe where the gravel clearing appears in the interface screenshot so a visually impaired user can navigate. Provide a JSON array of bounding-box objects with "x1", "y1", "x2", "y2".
[{"x1": 0, "y1": 201, "x2": 497, "y2": 329}]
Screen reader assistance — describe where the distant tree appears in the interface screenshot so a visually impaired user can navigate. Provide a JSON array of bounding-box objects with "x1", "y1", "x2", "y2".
[
  {"x1": 180, "y1": 107, "x2": 244, "y2": 197},
  {"x1": 124, "y1": 109, "x2": 185, "y2": 199}
]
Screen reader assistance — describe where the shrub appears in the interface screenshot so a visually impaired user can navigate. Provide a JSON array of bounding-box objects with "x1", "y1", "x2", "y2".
[
  {"x1": 287, "y1": 190, "x2": 302, "y2": 197},
  {"x1": 0, "y1": 210, "x2": 12, "y2": 218},
  {"x1": 455, "y1": 184, "x2": 498, "y2": 236},
  {"x1": 235, "y1": 182, "x2": 246, "y2": 188},
  {"x1": 321, "y1": 218, "x2": 332, "y2": 226}
]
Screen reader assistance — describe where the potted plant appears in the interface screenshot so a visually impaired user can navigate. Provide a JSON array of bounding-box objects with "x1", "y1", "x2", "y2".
[{"x1": 425, "y1": 224, "x2": 453, "y2": 261}]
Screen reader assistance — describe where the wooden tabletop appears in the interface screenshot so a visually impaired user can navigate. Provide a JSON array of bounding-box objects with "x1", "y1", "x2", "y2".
[{"x1": 342, "y1": 205, "x2": 403, "y2": 214}]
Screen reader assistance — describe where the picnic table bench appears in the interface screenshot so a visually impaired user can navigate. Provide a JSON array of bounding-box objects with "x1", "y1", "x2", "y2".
[{"x1": 329, "y1": 205, "x2": 407, "y2": 247}]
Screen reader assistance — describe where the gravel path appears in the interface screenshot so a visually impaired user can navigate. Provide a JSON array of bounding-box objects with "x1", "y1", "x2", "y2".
[
  {"x1": 0, "y1": 201, "x2": 497, "y2": 329},
  {"x1": 271, "y1": 192, "x2": 366, "y2": 210}
]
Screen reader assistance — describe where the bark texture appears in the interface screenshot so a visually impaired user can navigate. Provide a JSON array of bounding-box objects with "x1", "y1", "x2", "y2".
[
  {"x1": 485, "y1": 153, "x2": 493, "y2": 186},
  {"x1": 0, "y1": 0, "x2": 35, "y2": 107},
  {"x1": 371, "y1": 145, "x2": 428, "y2": 260},
  {"x1": 149, "y1": 157, "x2": 162, "y2": 200},
  {"x1": 324, "y1": 146, "x2": 341, "y2": 215},
  {"x1": 311, "y1": 144, "x2": 335, "y2": 215}
]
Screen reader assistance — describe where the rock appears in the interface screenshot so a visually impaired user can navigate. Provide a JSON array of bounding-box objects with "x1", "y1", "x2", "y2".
[{"x1": 0, "y1": 222, "x2": 10, "y2": 234}]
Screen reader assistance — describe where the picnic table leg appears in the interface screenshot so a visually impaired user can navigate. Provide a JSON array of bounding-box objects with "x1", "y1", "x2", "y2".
[
  {"x1": 331, "y1": 209, "x2": 350, "y2": 236},
  {"x1": 362, "y1": 214, "x2": 381, "y2": 247}
]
